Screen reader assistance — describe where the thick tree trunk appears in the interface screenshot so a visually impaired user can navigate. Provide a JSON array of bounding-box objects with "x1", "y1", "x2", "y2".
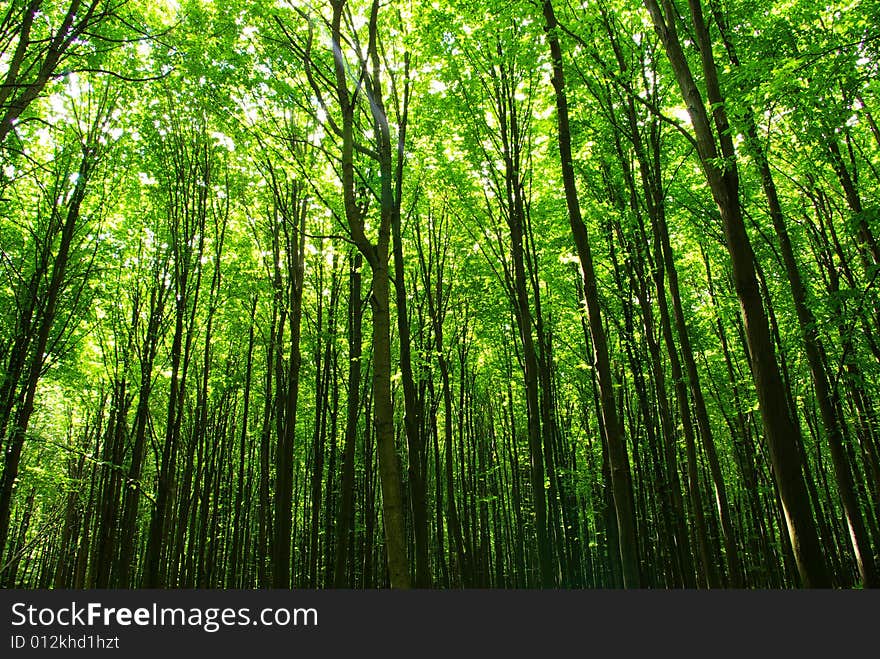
[
  {"x1": 712, "y1": 3, "x2": 878, "y2": 586},
  {"x1": 643, "y1": 0, "x2": 830, "y2": 587},
  {"x1": 370, "y1": 259, "x2": 411, "y2": 588}
]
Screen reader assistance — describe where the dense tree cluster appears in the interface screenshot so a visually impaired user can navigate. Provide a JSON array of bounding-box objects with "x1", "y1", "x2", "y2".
[{"x1": 1, "y1": 0, "x2": 879, "y2": 588}]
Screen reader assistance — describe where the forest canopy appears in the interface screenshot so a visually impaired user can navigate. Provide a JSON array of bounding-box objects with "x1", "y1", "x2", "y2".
[{"x1": 1, "y1": 0, "x2": 879, "y2": 589}]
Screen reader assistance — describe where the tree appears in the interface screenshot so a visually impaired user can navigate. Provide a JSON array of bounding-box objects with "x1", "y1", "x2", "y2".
[{"x1": 642, "y1": 0, "x2": 831, "y2": 587}]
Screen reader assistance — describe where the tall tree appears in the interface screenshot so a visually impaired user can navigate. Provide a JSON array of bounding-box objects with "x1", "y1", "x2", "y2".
[
  {"x1": 541, "y1": 0, "x2": 641, "y2": 588},
  {"x1": 642, "y1": 0, "x2": 830, "y2": 587}
]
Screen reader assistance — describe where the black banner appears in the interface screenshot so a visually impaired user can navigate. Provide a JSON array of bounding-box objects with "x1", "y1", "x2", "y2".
[{"x1": 1, "y1": 589, "x2": 877, "y2": 656}]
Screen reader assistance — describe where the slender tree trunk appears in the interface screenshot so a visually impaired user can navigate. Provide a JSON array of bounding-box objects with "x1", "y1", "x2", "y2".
[
  {"x1": 0, "y1": 145, "x2": 95, "y2": 564},
  {"x1": 271, "y1": 189, "x2": 306, "y2": 589},
  {"x1": 541, "y1": 0, "x2": 641, "y2": 587},
  {"x1": 334, "y1": 252, "x2": 363, "y2": 587}
]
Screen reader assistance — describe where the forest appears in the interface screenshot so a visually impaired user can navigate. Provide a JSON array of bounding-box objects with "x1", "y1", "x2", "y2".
[{"x1": 0, "y1": 0, "x2": 878, "y2": 590}]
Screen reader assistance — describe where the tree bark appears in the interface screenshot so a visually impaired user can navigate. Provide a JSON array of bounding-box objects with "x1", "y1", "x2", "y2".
[
  {"x1": 643, "y1": 0, "x2": 830, "y2": 587},
  {"x1": 542, "y1": 0, "x2": 641, "y2": 587}
]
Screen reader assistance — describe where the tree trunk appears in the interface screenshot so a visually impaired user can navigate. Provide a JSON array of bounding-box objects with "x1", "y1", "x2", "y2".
[
  {"x1": 643, "y1": 0, "x2": 830, "y2": 587},
  {"x1": 541, "y1": 0, "x2": 641, "y2": 587}
]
